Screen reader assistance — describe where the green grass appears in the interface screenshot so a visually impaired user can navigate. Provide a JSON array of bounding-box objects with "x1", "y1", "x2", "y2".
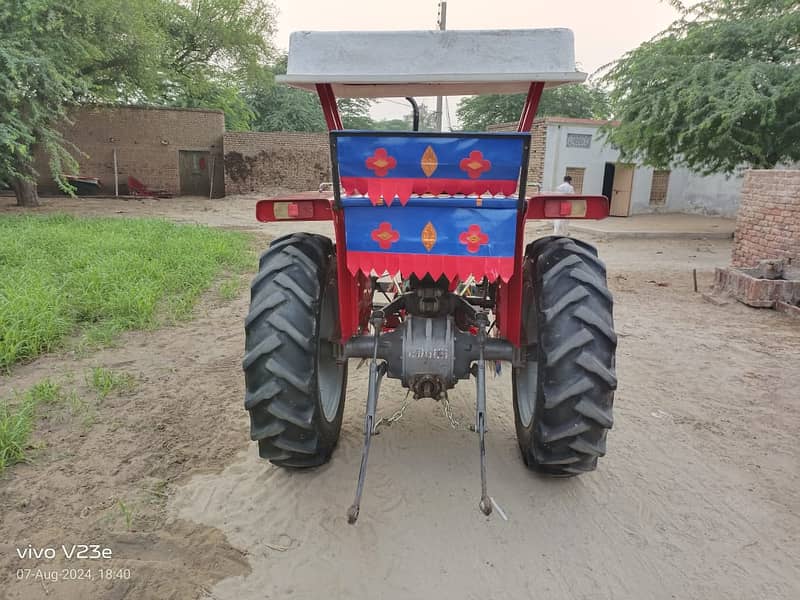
[
  {"x1": 117, "y1": 499, "x2": 136, "y2": 531},
  {"x1": 0, "y1": 397, "x2": 35, "y2": 473},
  {"x1": 0, "y1": 370, "x2": 136, "y2": 473},
  {"x1": 28, "y1": 379, "x2": 64, "y2": 405},
  {"x1": 218, "y1": 276, "x2": 243, "y2": 301},
  {"x1": 0, "y1": 378, "x2": 68, "y2": 473},
  {"x1": 65, "y1": 389, "x2": 95, "y2": 428},
  {"x1": 0, "y1": 214, "x2": 251, "y2": 369},
  {"x1": 86, "y1": 367, "x2": 137, "y2": 400}
]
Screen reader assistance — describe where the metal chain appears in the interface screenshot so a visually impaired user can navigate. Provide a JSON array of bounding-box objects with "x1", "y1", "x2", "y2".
[
  {"x1": 442, "y1": 392, "x2": 469, "y2": 431},
  {"x1": 373, "y1": 391, "x2": 411, "y2": 432},
  {"x1": 373, "y1": 391, "x2": 471, "y2": 432}
]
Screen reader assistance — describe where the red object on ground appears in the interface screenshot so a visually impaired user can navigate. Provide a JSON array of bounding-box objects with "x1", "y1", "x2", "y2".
[{"x1": 127, "y1": 176, "x2": 172, "y2": 198}]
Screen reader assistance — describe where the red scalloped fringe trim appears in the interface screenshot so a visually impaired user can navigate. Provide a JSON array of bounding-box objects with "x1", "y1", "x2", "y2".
[
  {"x1": 340, "y1": 177, "x2": 518, "y2": 206},
  {"x1": 346, "y1": 251, "x2": 514, "y2": 282}
]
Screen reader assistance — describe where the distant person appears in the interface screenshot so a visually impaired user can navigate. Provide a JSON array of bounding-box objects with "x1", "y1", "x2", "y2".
[
  {"x1": 556, "y1": 175, "x2": 575, "y2": 194},
  {"x1": 553, "y1": 175, "x2": 575, "y2": 235}
]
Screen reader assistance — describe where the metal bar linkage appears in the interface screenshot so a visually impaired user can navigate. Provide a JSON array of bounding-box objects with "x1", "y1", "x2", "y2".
[
  {"x1": 347, "y1": 310, "x2": 387, "y2": 524},
  {"x1": 474, "y1": 312, "x2": 492, "y2": 516}
]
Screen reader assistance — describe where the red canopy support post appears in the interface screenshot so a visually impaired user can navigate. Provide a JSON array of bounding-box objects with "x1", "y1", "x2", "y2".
[
  {"x1": 517, "y1": 81, "x2": 544, "y2": 132},
  {"x1": 315, "y1": 83, "x2": 359, "y2": 340},
  {"x1": 316, "y1": 83, "x2": 343, "y2": 131},
  {"x1": 498, "y1": 82, "x2": 545, "y2": 345}
]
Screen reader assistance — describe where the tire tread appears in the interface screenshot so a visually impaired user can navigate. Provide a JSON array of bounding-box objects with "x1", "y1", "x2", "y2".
[
  {"x1": 513, "y1": 236, "x2": 617, "y2": 475},
  {"x1": 243, "y1": 233, "x2": 345, "y2": 468}
]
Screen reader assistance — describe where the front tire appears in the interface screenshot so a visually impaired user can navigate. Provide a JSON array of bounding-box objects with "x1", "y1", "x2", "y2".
[
  {"x1": 512, "y1": 236, "x2": 617, "y2": 475},
  {"x1": 243, "y1": 233, "x2": 347, "y2": 468}
]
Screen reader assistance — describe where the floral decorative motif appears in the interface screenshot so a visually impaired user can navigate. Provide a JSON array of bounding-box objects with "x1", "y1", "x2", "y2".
[
  {"x1": 420, "y1": 145, "x2": 438, "y2": 177},
  {"x1": 365, "y1": 148, "x2": 397, "y2": 177},
  {"x1": 459, "y1": 224, "x2": 489, "y2": 253},
  {"x1": 421, "y1": 221, "x2": 437, "y2": 252},
  {"x1": 459, "y1": 150, "x2": 491, "y2": 179},
  {"x1": 371, "y1": 221, "x2": 400, "y2": 250}
]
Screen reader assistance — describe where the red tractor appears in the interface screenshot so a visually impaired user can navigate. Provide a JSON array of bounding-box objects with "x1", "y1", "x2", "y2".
[{"x1": 244, "y1": 29, "x2": 616, "y2": 523}]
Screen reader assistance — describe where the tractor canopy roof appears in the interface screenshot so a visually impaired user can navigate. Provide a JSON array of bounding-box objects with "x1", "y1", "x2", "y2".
[{"x1": 277, "y1": 29, "x2": 586, "y2": 98}]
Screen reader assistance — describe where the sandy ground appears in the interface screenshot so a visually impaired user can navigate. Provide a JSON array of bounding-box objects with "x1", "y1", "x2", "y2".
[{"x1": 1, "y1": 195, "x2": 799, "y2": 599}]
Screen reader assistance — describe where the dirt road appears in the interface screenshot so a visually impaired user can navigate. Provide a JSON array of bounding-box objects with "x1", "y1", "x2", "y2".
[{"x1": 1, "y1": 196, "x2": 798, "y2": 599}]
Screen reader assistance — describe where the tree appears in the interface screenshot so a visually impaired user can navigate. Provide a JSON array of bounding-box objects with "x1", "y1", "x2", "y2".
[
  {"x1": 338, "y1": 98, "x2": 375, "y2": 130},
  {"x1": 600, "y1": 0, "x2": 800, "y2": 174},
  {"x1": 372, "y1": 118, "x2": 409, "y2": 131},
  {"x1": 153, "y1": 0, "x2": 275, "y2": 130},
  {"x1": 246, "y1": 55, "x2": 376, "y2": 132},
  {"x1": 246, "y1": 54, "x2": 326, "y2": 132},
  {"x1": 404, "y1": 102, "x2": 439, "y2": 131},
  {"x1": 0, "y1": 0, "x2": 131, "y2": 205},
  {"x1": 456, "y1": 84, "x2": 611, "y2": 131},
  {"x1": 1, "y1": 0, "x2": 276, "y2": 206},
  {"x1": 249, "y1": 81, "x2": 327, "y2": 132}
]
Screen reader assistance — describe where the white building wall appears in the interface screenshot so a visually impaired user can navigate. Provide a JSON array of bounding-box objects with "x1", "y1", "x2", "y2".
[
  {"x1": 541, "y1": 122, "x2": 742, "y2": 217},
  {"x1": 661, "y1": 169, "x2": 743, "y2": 218},
  {"x1": 541, "y1": 124, "x2": 621, "y2": 193}
]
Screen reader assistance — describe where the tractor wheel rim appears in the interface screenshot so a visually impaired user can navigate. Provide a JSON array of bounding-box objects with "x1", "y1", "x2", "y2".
[
  {"x1": 318, "y1": 281, "x2": 345, "y2": 422},
  {"x1": 515, "y1": 356, "x2": 538, "y2": 428}
]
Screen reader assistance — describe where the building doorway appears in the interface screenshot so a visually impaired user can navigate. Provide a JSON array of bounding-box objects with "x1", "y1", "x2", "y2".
[
  {"x1": 179, "y1": 150, "x2": 211, "y2": 196},
  {"x1": 609, "y1": 163, "x2": 635, "y2": 216},
  {"x1": 602, "y1": 162, "x2": 615, "y2": 200}
]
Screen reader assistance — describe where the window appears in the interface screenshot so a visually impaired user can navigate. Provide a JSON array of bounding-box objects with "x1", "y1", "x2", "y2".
[
  {"x1": 566, "y1": 133, "x2": 592, "y2": 149},
  {"x1": 649, "y1": 170, "x2": 670, "y2": 205},
  {"x1": 565, "y1": 167, "x2": 585, "y2": 194}
]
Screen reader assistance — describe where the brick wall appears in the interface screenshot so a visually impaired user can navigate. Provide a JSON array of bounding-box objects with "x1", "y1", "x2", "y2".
[
  {"x1": 34, "y1": 105, "x2": 225, "y2": 196},
  {"x1": 487, "y1": 120, "x2": 547, "y2": 191},
  {"x1": 223, "y1": 131, "x2": 331, "y2": 194},
  {"x1": 731, "y1": 170, "x2": 800, "y2": 268}
]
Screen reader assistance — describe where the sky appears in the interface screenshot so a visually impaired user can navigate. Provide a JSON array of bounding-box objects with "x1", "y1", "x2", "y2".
[{"x1": 271, "y1": 0, "x2": 682, "y2": 123}]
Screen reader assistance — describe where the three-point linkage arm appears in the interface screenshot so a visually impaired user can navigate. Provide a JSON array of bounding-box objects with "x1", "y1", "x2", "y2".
[{"x1": 347, "y1": 310, "x2": 387, "y2": 524}]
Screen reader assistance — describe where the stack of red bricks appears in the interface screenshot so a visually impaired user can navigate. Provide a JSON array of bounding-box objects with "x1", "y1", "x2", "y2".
[{"x1": 731, "y1": 170, "x2": 800, "y2": 268}]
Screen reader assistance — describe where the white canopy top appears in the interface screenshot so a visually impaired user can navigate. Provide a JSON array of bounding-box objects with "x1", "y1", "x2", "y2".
[{"x1": 277, "y1": 29, "x2": 586, "y2": 98}]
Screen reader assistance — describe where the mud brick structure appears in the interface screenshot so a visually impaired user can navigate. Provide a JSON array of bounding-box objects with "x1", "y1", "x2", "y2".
[
  {"x1": 714, "y1": 169, "x2": 800, "y2": 311},
  {"x1": 222, "y1": 132, "x2": 331, "y2": 194},
  {"x1": 714, "y1": 266, "x2": 800, "y2": 308},
  {"x1": 34, "y1": 105, "x2": 225, "y2": 197},
  {"x1": 731, "y1": 170, "x2": 800, "y2": 268}
]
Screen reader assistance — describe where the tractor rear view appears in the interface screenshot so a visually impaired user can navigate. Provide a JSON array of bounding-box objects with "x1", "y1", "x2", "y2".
[{"x1": 243, "y1": 29, "x2": 616, "y2": 523}]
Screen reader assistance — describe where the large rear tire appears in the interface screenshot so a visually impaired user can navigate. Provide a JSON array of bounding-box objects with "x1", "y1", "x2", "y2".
[
  {"x1": 243, "y1": 233, "x2": 347, "y2": 468},
  {"x1": 512, "y1": 236, "x2": 617, "y2": 475}
]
